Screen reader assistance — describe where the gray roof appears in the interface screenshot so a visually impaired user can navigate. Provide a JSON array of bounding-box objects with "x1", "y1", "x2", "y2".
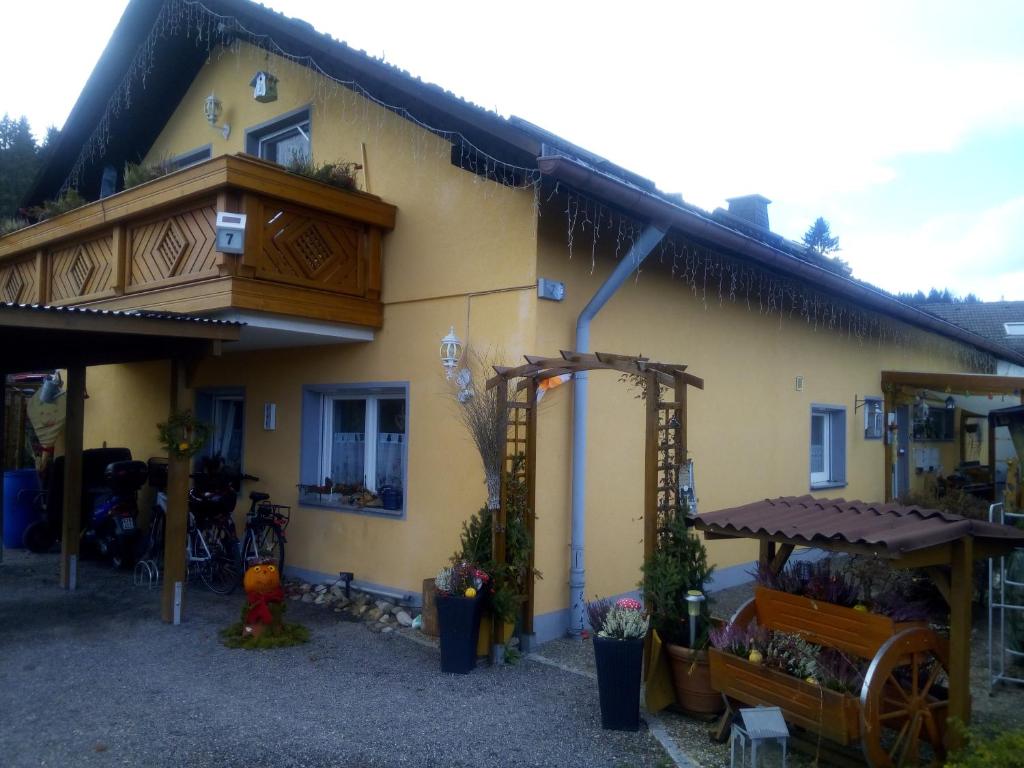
[
  {"x1": 919, "y1": 302, "x2": 1024, "y2": 356},
  {"x1": 0, "y1": 302, "x2": 241, "y2": 326}
]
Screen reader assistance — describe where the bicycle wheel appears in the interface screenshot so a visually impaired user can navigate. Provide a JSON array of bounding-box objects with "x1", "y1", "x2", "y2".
[
  {"x1": 199, "y1": 523, "x2": 242, "y2": 595},
  {"x1": 255, "y1": 523, "x2": 285, "y2": 572}
]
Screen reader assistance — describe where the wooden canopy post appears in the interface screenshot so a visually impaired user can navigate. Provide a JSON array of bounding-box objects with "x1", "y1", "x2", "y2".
[
  {"x1": 161, "y1": 359, "x2": 191, "y2": 623},
  {"x1": 59, "y1": 365, "x2": 86, "y2": 590},
  {"x1": 947, "y1": 534, "x2": 974, "y2": 745},
  {"x1": 883, "y1": 387, "x2": 894, "y2": 502},
  {"x1": 0, "y1": 370, "x2": 6, "y2": 565},
  {"x1": 522, "y1": 377, "x2": 538, "y2": 647}
]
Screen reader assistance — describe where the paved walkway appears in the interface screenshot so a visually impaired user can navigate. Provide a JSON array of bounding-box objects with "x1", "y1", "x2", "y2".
[{"x1": 0, "y1": 552, "x2": 670, "y2": 768}]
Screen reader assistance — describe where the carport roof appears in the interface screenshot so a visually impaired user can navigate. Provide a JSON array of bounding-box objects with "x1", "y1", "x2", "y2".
[
  {"x1": 695, "y1": 495, "x2": 1024, "y2": 561},
  {"x1": 0, "y1": 302, "x2": 241, "y2": 371}
]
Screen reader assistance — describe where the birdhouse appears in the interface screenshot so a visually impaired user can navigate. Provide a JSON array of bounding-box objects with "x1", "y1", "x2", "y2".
[{"x1": 250, "y1": 71, "x2": 278, "y2": 103}]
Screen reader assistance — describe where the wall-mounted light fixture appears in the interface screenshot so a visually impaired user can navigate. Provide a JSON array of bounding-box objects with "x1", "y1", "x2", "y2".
[
  {"x1": 440, "y1": 326, "x2": 463, "y2": 381},
  {"x1": 203, "y1": 92, "x2": 230, "y2": 139}
]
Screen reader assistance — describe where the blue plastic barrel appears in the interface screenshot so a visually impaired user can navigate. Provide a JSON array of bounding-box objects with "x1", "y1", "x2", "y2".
[{"x1": 3, "y1": 469, "x2": 40, "y2": 548}]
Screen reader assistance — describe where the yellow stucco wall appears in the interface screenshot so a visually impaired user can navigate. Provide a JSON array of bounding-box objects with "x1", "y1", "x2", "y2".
[
  {"x1": 80, "y1": 45, "x2": 991, "y2": 633},
  {"x1": 85, "y1": 44, "x2": 539, "y2": 599},
  {"x1": 532, "y1": 193, "x2": 985, "y2": 608}
]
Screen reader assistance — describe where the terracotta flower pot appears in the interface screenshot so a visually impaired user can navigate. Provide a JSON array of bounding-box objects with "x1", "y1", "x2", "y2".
[{"x1": 665, "y1": 643, "x2": 724, "y2": 715}]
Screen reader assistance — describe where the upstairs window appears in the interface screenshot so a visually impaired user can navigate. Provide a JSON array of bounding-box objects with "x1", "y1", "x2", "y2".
[
  {"x1": 245, "y1": 107, "x2": 311, "y2": 165},
  {"x1": 170, "y1": 145, "x2": 212, "y2": 170},
  {"x1": 810, "y1": 405, "x2": 846, "y2": 489}
]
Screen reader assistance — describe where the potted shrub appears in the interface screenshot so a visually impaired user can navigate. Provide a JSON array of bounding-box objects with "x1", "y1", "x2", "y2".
[
  {"x1": 434, "y1": 561, "x2": 489, "y2": 674},
  {"x1": 589, "y1": 597, "x2": 649, "y2": 731},
  {"x1": 641, "y1": 502, "x2": 722, "y2": 716}
]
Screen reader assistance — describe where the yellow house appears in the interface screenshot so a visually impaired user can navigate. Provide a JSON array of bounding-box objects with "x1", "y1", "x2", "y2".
[{"x1": 4, "y1": 0, "x2": 1023, "y2": 644}]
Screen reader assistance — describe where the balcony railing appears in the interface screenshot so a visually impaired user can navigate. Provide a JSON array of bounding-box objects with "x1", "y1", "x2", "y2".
[{"x1": 0, "y1": 155, "x2": 396, "y2": 327}]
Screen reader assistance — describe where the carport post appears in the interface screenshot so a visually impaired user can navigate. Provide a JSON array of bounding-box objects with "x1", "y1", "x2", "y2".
[
  {"x1": 161, "y1": 360, "x2": 191, "y2": 623},
  {"x1": 947, "y1": 534, "x2": 974, "y2": 747},
  {"x1": 60, "y1": 366, "x2": 86, "y2": 590},
  {"x1": 0, "y1": 370, "x2": 6, "y2": 563}
]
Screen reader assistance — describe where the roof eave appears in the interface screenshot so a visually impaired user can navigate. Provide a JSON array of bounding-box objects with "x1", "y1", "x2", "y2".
[{"x1": 537, "y1": 154, "x2": 1024, "y2": 367}]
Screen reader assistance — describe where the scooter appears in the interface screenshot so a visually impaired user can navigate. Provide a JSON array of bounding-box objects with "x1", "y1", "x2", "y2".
[{"x1": 81, "y1": 459, "x2": 148, "y2": 569}]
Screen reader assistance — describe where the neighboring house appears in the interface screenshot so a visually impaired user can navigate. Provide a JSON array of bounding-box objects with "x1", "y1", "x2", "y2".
[{"x1": 3, "y1": 0, "x2": 1023, "y2": 642}]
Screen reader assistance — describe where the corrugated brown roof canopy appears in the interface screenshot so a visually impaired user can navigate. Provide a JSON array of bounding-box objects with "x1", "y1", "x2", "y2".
[{"x1": 696, "y1": 495, "x2": 1024, "y2": 564}]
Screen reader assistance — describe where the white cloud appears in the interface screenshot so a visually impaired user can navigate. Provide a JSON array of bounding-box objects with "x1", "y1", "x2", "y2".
[{"x1": 843, "y1": 196, "x2": 1024, "y2": 299}]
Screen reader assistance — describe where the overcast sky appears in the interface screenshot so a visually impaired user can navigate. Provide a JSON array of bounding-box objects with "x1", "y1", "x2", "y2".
[{"x1": 3, "y1": 1, "x2": 1022, "y2": 299}]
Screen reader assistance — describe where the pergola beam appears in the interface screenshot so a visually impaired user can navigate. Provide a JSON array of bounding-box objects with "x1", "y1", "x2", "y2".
[
  {"x1": 882, "y1": 370, "x2": 1024, "y2": 395},
  {"x1": 488, "y1": 350, "x2": 704, "y2": 390}
]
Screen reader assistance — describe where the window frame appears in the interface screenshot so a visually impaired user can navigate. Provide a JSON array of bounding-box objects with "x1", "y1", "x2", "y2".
[
  {"x1": 810, "y1": 404, "x2": 847, "y2": 490},
  {"x1": 244, "y1": 105, "x2": 312, "y2": 165},
  {"x1": 301, "y1": 382, "x2": 409, "y2": 518},
  {"x1": 170, "y1": 144, "x2": 212, "y2": 170},
  {"x1": 195, "y1": 386, "x2": 246, "y2": 474}
]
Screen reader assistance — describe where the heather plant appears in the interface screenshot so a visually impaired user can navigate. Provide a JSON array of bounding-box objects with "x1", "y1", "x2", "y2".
[
  {"x1": 765, "y1": 631, "x2": 821, "y2": 679},
  {"x1": 813, "y1": 648, "x2": 866, "y2": 694},
  {"x1": 598, "y1": 599, "x2": 649, "y2": 640},
  {"x1": 709, "y1": 619, "x2": 768, "y2": 658},
  {"x1": 586, "y1": 597, "x2": 614, "y2": 634},
  {"x1": 803, "y1": 559, "x2": 858, "y2": 607}
]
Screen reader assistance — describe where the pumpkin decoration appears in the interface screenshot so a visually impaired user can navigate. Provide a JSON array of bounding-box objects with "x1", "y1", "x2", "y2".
[{"x1": 221, "y1": 563, "x2": 308, "y2": 650}]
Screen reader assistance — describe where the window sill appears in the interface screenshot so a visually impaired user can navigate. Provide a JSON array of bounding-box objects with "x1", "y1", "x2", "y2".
[
  {"x1": 298, "y1": 494, "x2": 404, "y2": 518},
  {"x1": 810, "y1": 481, "x2": 847, "y2": 491}
]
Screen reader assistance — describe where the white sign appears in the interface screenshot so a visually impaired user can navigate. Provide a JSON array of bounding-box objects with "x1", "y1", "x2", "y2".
[{"x1": 215, "y1": 212, "x2": 247, "y2": 254}]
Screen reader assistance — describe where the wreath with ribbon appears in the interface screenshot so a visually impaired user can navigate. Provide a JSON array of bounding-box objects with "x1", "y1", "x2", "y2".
[{"x1": 157, "y1": 410, "x2": 210, "y2": 458}]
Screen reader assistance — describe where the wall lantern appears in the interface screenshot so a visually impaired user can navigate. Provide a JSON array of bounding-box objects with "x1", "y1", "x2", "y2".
[
  {"x1": 945, "y1": 395, "x2": 957, "y2": 410},
  {"x1": 203, "y1": 92, "x2": 231, "y2": 139},
  {"x1": 440, "y1": 326, "x2": 463, "y2": 381},
  {"x1": 250, "y1": 71, "x2": 279, "y2": 103}
]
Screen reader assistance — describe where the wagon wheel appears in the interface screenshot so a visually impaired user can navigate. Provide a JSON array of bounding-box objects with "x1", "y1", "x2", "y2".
[{"x1": 860, "y1": 627, "x2": 950, "y2": 768}]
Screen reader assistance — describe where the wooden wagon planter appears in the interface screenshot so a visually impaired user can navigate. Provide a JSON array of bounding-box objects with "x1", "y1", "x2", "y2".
[
  {"x1": 711, "y1": 587, "x2": 949, "y2": 766},
  {"x1": 696, "y1": 495, "x2": 1024, "y2": 768}
]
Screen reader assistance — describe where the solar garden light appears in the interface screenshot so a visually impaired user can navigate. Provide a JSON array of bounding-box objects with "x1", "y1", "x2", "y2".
[
  {"x1": 686, "y1": 589, "x2": 705, "y2": 647},
  {"x1": 439, "y1": 326, "x2": 463, "y2": 381}
]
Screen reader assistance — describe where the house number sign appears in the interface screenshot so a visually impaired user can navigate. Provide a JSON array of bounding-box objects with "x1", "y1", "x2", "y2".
[{"x1": 215, "y1": 212, "x2": 247, "y2": 254}]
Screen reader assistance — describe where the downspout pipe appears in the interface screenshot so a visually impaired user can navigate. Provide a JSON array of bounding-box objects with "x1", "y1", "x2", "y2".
[{"x1": 569, "y1": 223, "x2": 667, "y2": 637}]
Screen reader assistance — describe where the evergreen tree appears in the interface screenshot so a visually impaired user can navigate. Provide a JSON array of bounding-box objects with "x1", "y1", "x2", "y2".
[
  {"x1": 802, "y1": 216, "x2": 841, "y2": 255},
  {"x1": 0, "y1": 114, "x2": 45, "y2": 219}
]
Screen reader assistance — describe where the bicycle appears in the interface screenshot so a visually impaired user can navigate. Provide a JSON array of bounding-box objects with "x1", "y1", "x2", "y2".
[{"x1": 240, "y1": 491, "x2": 289, "y2": 572}]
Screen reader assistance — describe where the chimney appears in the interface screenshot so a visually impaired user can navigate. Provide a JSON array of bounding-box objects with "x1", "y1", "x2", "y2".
[{"x1": 726, "y1": 194, "x2": 771, "y2": 231}]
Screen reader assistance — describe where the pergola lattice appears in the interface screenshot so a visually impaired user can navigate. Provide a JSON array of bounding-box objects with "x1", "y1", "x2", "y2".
[{"x1": 487, "y1": 351, "x2": 704, "y2": 645}]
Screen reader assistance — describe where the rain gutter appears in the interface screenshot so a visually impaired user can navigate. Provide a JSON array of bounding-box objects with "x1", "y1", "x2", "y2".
[
  {"x1": 537, "y1": 154, "x2": 1024, "y2": 368},
  {"x1": 568, "y1": 222, "x2": 668, "y2": 637}
]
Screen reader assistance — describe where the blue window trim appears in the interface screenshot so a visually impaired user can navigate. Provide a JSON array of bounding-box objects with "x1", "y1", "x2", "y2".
[
  {"x1": 810, "y1": 402, "x2": 848, "y2": 491},
  {"x1": 244, "y1": 105, "x2": 312, "y2": 160},
  {"x1": 300, "y1": 381, "x2": 409, "y2": 519}
]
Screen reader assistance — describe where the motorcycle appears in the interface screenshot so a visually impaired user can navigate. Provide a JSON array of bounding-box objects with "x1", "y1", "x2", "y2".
[{"x1": 81, "y1": 459, "x2": 148, "y2": 569}]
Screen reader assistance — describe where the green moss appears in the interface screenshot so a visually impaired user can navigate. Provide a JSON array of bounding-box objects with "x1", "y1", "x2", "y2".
[
  {"x1": 220, "y1": 621, "x2": 310, "y2": 650},
  {"x1": 946, "y1": 726, "x2": 1024, "y2": 767}
]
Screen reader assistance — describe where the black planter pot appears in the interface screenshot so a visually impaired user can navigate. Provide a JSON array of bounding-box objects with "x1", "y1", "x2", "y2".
[
  {"x1": 436, "y1": 594, "x2": 483, "y2": 674},
  {"x1": 593, "y1": 635, "x2": 644, "y2": 730}
]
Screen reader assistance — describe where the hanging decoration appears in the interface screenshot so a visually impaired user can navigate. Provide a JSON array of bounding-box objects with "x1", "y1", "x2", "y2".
[{"x1": 156, "y1": 409, "x2": 210, "y2": 458}]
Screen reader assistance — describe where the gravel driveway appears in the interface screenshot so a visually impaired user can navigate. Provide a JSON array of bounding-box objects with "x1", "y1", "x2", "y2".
[{"x1": 0, "y1": 551, "x2": 670, "y2": 768}]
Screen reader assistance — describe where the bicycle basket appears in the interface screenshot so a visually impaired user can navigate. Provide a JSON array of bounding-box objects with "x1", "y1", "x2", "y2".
[{"x1": 257, "y1": 502, "x2": 291, "y2": 530}]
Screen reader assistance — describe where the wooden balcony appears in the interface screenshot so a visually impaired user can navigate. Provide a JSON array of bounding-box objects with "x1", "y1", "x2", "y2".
[{"x1": 0, "y1": 155, "x2": 396, "y2": 329}]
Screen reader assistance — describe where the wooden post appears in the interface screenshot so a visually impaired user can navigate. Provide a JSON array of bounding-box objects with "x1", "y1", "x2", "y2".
[
  {"x1": 0, "y1": 371, "x2": 6, "y2": 564},
  {"x1": 60, "y1": 365, "x2": 86, "y2": 590},
  {"x1": 523, "y1": 378, "x2": 538, "y2": 641},
  {"x1": 643, "y1": 370, "x2": 660, "y2": 561},
  {"x1": 883, "y1": 389, "x2": 894, "y2": 501},
  {"x1": 675, "y1": 372, "x2": 687, "y2": 502},
  {"x1": 492, "y1": 379, "x2": 509, "y2": 651},
  {"x1": 947, "y1": 535, "x2": 974, "y2": 744},
  {"x1": 161, "y1": 360, "x2": 191, "y2": 623}
]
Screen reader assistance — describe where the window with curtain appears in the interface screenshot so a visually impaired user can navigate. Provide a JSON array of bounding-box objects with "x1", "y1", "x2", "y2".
[
  {"x1": 810, "y1": 405, "x2": 847, "y2": 489},
  {"x1": 301, "y1": 384, "x2": 407, "y2": 515}
]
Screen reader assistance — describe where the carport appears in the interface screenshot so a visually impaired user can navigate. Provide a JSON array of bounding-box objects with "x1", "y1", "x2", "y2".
[{"x1": 0, "y1": 302, "x2": 240, "y2": 622}]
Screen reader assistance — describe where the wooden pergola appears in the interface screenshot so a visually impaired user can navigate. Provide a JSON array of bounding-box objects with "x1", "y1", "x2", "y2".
[
  {"x1": 487, "y1": 351, "x2": 704, "y2": 647},
  {"x1": 0, "y1": 302, "x2": 240, "y2": 622}
]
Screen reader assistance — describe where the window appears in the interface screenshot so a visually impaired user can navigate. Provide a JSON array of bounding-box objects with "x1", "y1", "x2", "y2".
[
  {"x1": 301, "y1": 384, "x2": 408, "y2": 515},
  {"x1": 863, "y1": 397, "x2": 884, "y2": 440},
  {"x1": 170, "y1": 144, "x2": 212, "y2": 170},
  {"x1": 810, "y1": 405, "x2": 846, "y2": 489},
  {"x1": 195, "y1": 388, "x2": 245, "y2": 475},
  {"x1": 245, "y1": 107, "x2": 311, "y2": 165}
]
